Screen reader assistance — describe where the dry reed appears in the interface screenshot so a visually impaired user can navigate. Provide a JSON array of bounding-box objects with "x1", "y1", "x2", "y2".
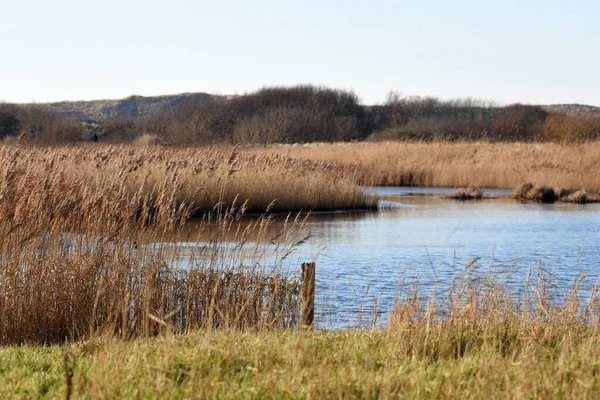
[
  {"x1": 264, "y1": 141, "x2": 600, "y2": 190},
  {"x1": 1, "y1": 144, "x2": 372, "y2": 213},
  {"x1": 386, "y1": 261, "x2": 600, "y2": 383},
  {"x1": 0, "y1": 144, "x2": 308, "y2": 345}
]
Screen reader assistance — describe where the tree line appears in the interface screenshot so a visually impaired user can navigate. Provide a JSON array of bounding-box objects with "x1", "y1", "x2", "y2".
[{"x1": 2, "y1": 85, "x2": 599, "y2": 145}]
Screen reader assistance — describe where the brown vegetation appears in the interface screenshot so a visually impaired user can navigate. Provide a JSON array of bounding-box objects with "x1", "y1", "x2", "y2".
[
  {"x1": 269, "y1": 141, "x2": 600, "y2": 190},
  {"x1": 368, "y1": 95, "x2": 498, "y2": 141},
  {"x1": 143, "y1": 86, "x2": 370, "y2": 145},
  {"x1": 0, "y1": 144, "x2": 372, "y2": 213},
  {"x1": 4, "y1": 86, "x2": 600, "y2": 145},
  {"x1": 390, "y1": 263, "x2": 599, "y2": 361},
  {"x1": 514, "y1": 183, "x2": 600, "y2": 203},
  {"x1": 491, "y1": 104, "x2": 547, "y2": 140},
  {"x1": 0, "y1": 144, "x2": 315, "y2": 345},
  {"x1": 542, "y1": 112, "x2": 600, "y2": 142},
  {"x1": 0, "y1": 103, "x2": 85, "y2": 143},
  {"x1": 448, "y1": 187, "x2": 483, "y2": 200},
  {"x1": 5, "y1": 262, "x2": 600, "y2": 398}
]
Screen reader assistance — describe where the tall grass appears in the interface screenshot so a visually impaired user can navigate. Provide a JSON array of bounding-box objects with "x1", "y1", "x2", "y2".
[
  {"x1": 0, "y1": 144, "x2": 311, "y2": 345},
  {"x1": 2, "y1": 144, "x2": 372, "y2": 213},
  {"x1": 268, "y1": 141, "x2": 600, "y2": 190},
  {"x1": 389, "y1": 263, "x2": 599, "y2": 356}
]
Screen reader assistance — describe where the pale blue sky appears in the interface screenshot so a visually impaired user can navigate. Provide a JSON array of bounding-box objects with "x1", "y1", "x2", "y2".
[{"x1": 1, "y1": 0, "x2": 598, "y2": 105}]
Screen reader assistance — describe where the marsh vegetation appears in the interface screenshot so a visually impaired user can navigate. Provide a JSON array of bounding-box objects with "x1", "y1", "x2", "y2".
[
  {"x1": 0, "y1": 144, "x2": 321, "y2": 345},
  {"x1": 268, "y1": 141, "x2": 600, "y2": 191}
]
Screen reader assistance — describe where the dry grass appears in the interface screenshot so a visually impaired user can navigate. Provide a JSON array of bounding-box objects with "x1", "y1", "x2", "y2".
[
  {"x1": 264, "y1": 141, "x2": 600, "y2": 190},
  {"x1": 2, "y1": 144, "x2": 372, "y2": 213},
  {"x1": 389, "y1": 264, "x2": 597, "y2": 358},
  {"x1": 0, "y1": 144, "x2": 312, "y2": 345},
  {"x1": 448, "y1": 187, "x2": 483, "y2": 200},
  {"x1": 514, "y1": 183, "x2": 600, "y2": 203}
]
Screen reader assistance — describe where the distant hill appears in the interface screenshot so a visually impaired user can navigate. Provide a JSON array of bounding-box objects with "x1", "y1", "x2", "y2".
[
  {"x1": 47, "y1": 92, "x2": 213, "y2": 122},
  {"x1": 542, "y1": 104, "x2": 600, "y2": 116},
  {"x1": 43, "y1": 92, "x2": 600, "y2": 123}
]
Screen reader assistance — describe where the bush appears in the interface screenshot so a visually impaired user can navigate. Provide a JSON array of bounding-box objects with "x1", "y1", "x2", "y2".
[
  {"x1": 0, "y1": 103, "x2": 86, "y2": 144},
  {"x1": 132, "y1": 134, "x2": 160, "y2": 146},
  {"x1": 150, "y1": 85, "x2": 369, "y2": 144},
  {"x1": 101, "y1": 119, "x2": 139, "y2": 142},
  {"x1": 491, "y1": 104, "x2": 547, "y2": 141},
  {"x1": 0, "y1": 111, "x2": 20, "y2": 138},
  {"x1": 542, "y1": 113, "x2": 600, "y2": 142},
  {"x1": 228, "y1": 86, "x2": 368, "y2": 143},
  {"x1": 369, "y1": 94, "x2": 496, "y2": 141}
]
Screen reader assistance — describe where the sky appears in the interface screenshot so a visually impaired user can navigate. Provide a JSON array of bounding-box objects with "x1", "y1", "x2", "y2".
[{"x1": 1, "y1": 0, "x2": 599, "y2": 105}]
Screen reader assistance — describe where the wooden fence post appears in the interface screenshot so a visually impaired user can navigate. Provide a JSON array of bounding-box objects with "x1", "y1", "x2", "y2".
[{"x1": 301, "y1": 262, "x2": 316, "y2": 330}]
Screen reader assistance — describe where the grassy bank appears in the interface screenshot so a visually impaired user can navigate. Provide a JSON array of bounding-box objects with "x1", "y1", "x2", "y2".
[
  {"x1": 4, "y1": 314, "x2": 600, "y2": 398},
  {"x1": 268, "y1": 141, "x2": 600, "y2": 190},
  {"x1": 4, "y1": 263, "x2": 600, "y2": 398},
  {"x1": 2, "y1": 329, "x2": 598, "y2": 399}
]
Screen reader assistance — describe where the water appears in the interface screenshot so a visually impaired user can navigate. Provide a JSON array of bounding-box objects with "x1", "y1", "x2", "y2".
[
  {"x1": 175, "y1": 187, "x2": 600, "y2": 328},
  {"x1": 300, "y1": 187, "x2": 600, "y2": 328}
]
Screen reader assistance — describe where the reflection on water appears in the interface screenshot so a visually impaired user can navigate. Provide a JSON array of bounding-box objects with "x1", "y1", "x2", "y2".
[{"x1": 174, "y1": 187, "x2": 600, "y2": 328}]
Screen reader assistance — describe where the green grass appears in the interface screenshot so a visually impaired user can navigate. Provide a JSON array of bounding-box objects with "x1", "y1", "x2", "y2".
[{"x1": 3, "y1": 329, "x2": 600, "y2": 399}]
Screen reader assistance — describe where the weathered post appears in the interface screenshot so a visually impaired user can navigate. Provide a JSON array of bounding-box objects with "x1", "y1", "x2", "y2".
[{"x1": 300, "y1": 262, "x2": 316, "y2": 330}]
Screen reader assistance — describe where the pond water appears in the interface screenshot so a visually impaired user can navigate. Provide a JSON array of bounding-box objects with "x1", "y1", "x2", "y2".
[
  {"x1": 302, "y1": 187, "x2": 600, "y2": 328},
  {"x1": 173, "y1": 187, "x2": 600, "y2": 329}
]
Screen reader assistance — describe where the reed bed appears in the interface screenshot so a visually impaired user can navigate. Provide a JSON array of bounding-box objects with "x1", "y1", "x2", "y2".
[
  {"x1": 0, "y1": 144, "x2": 372, "y2": 214},
  {"x1": 266, "y1": 141, "x2": 600, "y2": 190},
  {"x1": 0, "y1": 144, "x2": 309, "y2": 345}
]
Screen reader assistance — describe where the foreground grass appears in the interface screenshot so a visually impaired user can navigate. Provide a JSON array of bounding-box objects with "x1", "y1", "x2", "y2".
[{"x1": 3, "y1": 329, "x2": 600, "y2": 399}]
